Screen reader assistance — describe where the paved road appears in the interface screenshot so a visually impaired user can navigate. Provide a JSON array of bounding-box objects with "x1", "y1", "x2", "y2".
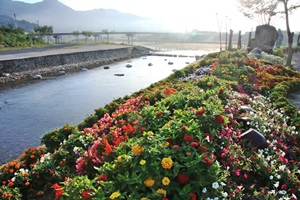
[{"x1": 0, "y1": 43, "x2": 130, "y2": 61}]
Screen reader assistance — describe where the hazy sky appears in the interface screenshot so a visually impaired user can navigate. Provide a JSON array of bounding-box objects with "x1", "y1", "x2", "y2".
[{"x1": 12, "y1": 0, "x2": 300, "y2": 33}]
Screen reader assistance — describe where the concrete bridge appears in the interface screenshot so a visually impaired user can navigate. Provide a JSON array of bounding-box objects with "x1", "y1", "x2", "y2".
[{"x1": 45, "y1": 31, "x2": 190, "y2": 44}]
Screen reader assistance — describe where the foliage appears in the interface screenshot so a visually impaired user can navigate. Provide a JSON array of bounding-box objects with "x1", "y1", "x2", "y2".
[
  {"x1": 1, "y1": 50, "x2": 300, "y2": 199},
  {"x1": 0, "y1": 25, "x2": 41, "y2": 48}
]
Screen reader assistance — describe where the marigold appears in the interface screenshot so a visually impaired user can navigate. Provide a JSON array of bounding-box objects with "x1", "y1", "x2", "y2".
[
  {"x1": 156, "y1": 188, "x2": 167, "y2": 197},
  {"x1": 132, "y1": 145, "x2": 144, "y2": 156},
  {"x1": 144, "y1": 177, "x2": 155, "y2": 187},
  {"x1": 161, "y1": 157, "x2": 173, "y2": 169},
  {"x1": 109, "y1": 191, "x2": 121, "y2": 199},
  {"x1": 162, "y1": 177, "x2": 170, "y2": 186}
]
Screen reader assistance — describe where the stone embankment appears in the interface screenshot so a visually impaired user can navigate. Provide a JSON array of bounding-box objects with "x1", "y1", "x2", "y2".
[{"x1": 0, "y1": 46, "x2": 150, "y2": 84}]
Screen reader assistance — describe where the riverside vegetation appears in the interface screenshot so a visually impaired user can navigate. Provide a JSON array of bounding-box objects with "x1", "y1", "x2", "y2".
[{"x1": 0, "y1": 50, "x2": 299, "y2": 199}]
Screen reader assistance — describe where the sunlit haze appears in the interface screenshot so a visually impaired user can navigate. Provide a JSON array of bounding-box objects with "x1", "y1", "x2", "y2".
[{"x1": 13, "y1": 0, "x2": 300, "y2": 33}]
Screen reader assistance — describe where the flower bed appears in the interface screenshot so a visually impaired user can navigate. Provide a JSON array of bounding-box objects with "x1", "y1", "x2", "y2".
[{"x1": 0, "y1": 50, "x2": 299, "y2": 199}]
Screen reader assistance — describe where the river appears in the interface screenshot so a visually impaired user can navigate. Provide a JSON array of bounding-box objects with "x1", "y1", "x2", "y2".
[{"x1": 0, "y1": 48, "x2": 213, "y2": 164}]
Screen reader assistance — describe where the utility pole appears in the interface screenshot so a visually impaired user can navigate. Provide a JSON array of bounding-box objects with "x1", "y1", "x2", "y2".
[
  {"x1": 225, "y1": 16, "x2": 228, "y2": 50},
  {"x1": 216, "y1": 13, "x2": 222, "y2": 51}
]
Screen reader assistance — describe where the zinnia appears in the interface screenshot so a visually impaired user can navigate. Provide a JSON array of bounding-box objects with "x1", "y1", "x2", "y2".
[
  {"x1": 156, "y1": 188, "x2": 167, "y2": 197},
  {"x1": 177, "y1": 173, "x2": 190, "y2": 184},
  {"x1": 162, "y1": 177, "x2": 170, "y2": 186},
  {"x1": 215, "y1": 115, "x2": 225, "y2": 123},
  {"x1": 109, "y1": 191, "x2": 121, "y2": 199},
  {"x1": 183, "y1": 134, "x2": 193, "y2": 142},
  {"x1": 132, "y1": 145, "x2": 144, "y2": 155},
  {"x1": 144, "y1": 177, "x2": 155, "y2": 187},
  {"x1": 161, "y1": 157, "x2": 173, "y2": 169}
]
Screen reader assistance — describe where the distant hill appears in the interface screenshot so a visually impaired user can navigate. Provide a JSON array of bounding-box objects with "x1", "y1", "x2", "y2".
[
  {"x1": 0, "y1": 0, "x2": 148, "y2": 32},
  {"x1": 0, "y1": 15, "x2": 37, "y2": 32}
]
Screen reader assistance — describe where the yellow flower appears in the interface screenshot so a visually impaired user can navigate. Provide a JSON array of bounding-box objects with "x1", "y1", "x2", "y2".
[
  {"x1": 117, "y1": 156, "x2": 123, "y2": 163},
  {"x1": 162, "y1": 177, "x2": 170, "y2": 186},
  {"x1": 164, "y1": 141, "x2": 170, "y2": 147},
  {"x1": 140, "y1": 159, "x2": 146, "y2": 165},
  {"x1": 207, "y1": 81, "x2": 212, "y2": 86},
  {"x1": 156, "y1": 188, "x2": 167, "y2": 197},
  {"x1": 161, "y1": 157, "x2": 173, "y2": 169},
  {"x1": 143, "y1": 177, "x2": 155, "y2": 187},
  {"x1": 147, "y1": 131, "x2": 154, "y2": 136},
  {"x1": 132, "y1": 145, "x2": 144, "y2": 156},
  {"x1": 141, "y1": 198, "x2": 150, "y2": 200},
  {"x1": 109, "y1": 191, "x2": 121, "y2": 199}
]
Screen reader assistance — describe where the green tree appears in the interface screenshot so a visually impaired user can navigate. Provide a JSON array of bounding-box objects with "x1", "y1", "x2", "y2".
[
  {"x1": 33, "y1": 25, "x2": 53, "y2": 43},
  {"x1": 82, "y1": 31, "x2": 93, "y2": 42},
  {"x1": 72, "y1": 31, "x2": 80, "y2": 42},
  {"x1": 237, "y1": 0, "x2": 300, "y2": 67}
]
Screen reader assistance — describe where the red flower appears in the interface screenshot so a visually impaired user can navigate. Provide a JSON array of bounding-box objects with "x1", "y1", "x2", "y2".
[
  {"x1": 205, "y1": 133, "x2": 213, "y2": 142},
  {"x1": 200, "y1": 145, "x2": 208, "y2": 152},
  {"x1": 97, "y1": 174, "x2": 108, "y2": 181},
  {"x1": 190, "y1": 192, "x2": 197, "y2": 200},
  {"x1": 183, "y1": 134, "x2": 193, "y2": 142},
  {"x1": 215, "y1": 115, "x2": 224, "y2": 123},
  {"x1": 172, "y1": 145, "x2": 179, "y2": 150},
  {"x1": 162, "y1": 198, "x2": 169, "y2": 200},
  {"x1": 203, "y1": 156, "x2": 212, "y2": 165},
  {"x1": 190, "y1": 142, "x2": 199, "y2": 148},
  {"x1": 166, "y1": 138, "x2": 173, "y2": 144},
  {"x1": 82, "y1": 190, "x2": 93, "y2": 199},
  {"x1": 180, "y1": 126, "x2": 186, "y2": 131},
  {"x1": 157, "y1": 111, "x2": 163, "y2": 116},
  {"x1": 196, "y1": 109, "x2": 205, "y2": 115},
  {"x1": 281, "y1": 184, "x2": 287, "y2": 190},
  {"x1": 219, "y1": 89, "x2": 224, "y2": 94},
  {"x1": 177, "y1": 173, "x2": 190, "y2": 184},
  {"x1": 51, "y1": 183, "x2": 64, "y2": 200}
]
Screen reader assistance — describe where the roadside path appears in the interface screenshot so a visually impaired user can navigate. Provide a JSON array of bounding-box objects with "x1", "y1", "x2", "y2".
[{"x1": 0, "y1": 43, "x2": 130, "y2": 61}]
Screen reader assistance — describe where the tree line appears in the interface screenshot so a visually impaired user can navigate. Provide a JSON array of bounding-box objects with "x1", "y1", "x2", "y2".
[{"x1": 0, "y1": 25, "x2": 53, "y2": 48}]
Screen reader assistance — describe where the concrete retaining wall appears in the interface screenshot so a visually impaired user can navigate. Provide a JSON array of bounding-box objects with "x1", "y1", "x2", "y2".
[{"x1": 0, "y1": 46, "x2": 149, "y2": 84}]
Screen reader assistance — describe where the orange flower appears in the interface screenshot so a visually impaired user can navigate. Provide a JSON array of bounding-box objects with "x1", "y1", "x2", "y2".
[
  {"x1": 7, "y1": 181, "x2": 14, "y2": 187},
  {"x1": 30, "y1": 155, "x2": 35, "y2": 159},
  {"x1": 25, "y1": 181, "x2": 30, "y2": 186}
]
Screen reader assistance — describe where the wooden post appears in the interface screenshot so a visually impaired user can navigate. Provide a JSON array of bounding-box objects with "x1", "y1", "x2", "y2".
[
  {"x1": 228, "y1": 29, "x2": 233, "y2": 51},
  {"x1": 237, "y1": 30, "x2": 242, "y2": 49}
]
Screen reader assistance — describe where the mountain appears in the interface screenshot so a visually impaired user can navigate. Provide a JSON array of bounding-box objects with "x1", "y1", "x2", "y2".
[
  {"x1": 0, "y1": 15, "x2": 37, "y2": 31},
  {"x1": 0, "y1": 0, "x2": 148, "y2": 32}
]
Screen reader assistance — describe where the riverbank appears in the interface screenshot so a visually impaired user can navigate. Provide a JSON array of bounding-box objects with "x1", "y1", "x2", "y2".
[{"x1": 0, "y1": 44, "x2": 151, "y2": 84}]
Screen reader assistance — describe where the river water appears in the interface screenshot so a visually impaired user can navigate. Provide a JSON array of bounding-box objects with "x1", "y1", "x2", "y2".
[{"x1": 0, "y1": 49, "x2": 212, "y2": 164}]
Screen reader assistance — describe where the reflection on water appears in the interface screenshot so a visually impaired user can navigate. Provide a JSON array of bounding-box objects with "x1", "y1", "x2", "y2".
[{"x1": 0, "y1": 50, "x2": 208, "y2": 164}]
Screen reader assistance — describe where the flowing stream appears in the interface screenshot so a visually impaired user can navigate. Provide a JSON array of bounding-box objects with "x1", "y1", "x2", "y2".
[{"x1": 0, "y1": 49, "x2": 209, "y2": 164}]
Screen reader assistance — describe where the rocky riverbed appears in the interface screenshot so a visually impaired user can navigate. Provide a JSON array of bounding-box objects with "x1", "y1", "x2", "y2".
[{"x1": 0, "y1": 45, "x2": 151, "y2": 84}]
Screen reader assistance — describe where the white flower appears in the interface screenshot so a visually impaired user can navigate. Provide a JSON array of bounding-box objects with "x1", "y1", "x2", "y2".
[
  {"x1": 202, "y1": 187, "x2": 207, "y2": 193},
  {"x1": 274, "y1": 181, "x2": 279, "y2": 188},
  {"x1": 276, "y1": 174, "x2": 281, "y2": 179},
  {"x1": 270, "y1": 175, "x2": 273, "y2": 180},
  {"x1": 212, "y1": 182, "x2": 219, "y2": 189},
  {"x1": 221, "y1": 191, "x2": 228, "y2": 197},
  {"x1": 278, "y1": 190, "x2": 287, "y2": 195}
]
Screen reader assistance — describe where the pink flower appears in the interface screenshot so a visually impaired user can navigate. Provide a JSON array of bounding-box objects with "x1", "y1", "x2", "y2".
[
  {"x1": 243, "y1": 173, "x2": 248, "y2": 179},
  {"x1": 235, "y1": 169, "x2": 241, "y2": 176}
]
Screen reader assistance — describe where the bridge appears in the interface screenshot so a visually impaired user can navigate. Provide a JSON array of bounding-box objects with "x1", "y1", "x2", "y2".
[{"x1": 44, "y1": 31, "x2": 191, "y2": 44}]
